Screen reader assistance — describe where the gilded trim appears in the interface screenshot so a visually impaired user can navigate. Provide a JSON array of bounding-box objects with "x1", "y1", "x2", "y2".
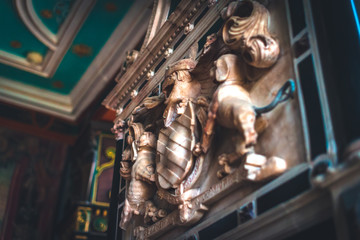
[{"x1": 91, "y1": 134, "x2": 115, "y2": 207}]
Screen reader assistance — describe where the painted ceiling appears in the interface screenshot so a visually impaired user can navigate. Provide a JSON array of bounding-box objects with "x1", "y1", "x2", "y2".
[{"x1": 0, "y1": 0, "x2": 152, "y2": 121}]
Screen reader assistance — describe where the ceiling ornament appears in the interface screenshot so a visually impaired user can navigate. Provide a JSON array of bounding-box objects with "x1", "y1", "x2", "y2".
[
  {"x1": 72, "y1": 44, "x2": 92, "y2": 57},
  {"x1": 0, "y1": 0, "x2": 96, "y2": 78},
  {"x1": 52, "y1": 80, "x2": 64, "y2": 89},
  {"x1": 40, "y1": 9, "x2": 53, "y2": 19},
  {"x1": 26, "y1": 51, "x2": 44, "y2": 65},
  {"x1": 54, "y1": 0, "x2": 73, "y2": 24},
  {"x1": 104, "y1": 2, "x2": 117, "y2": 12},
  {"x1": 10, "y1": 41, "x2": 22, "y2": 49}
]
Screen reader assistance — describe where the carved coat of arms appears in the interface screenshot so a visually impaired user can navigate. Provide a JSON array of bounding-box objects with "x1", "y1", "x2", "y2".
[{"x1": 117, "y1": 1, "x2": 297, "y2": 238}]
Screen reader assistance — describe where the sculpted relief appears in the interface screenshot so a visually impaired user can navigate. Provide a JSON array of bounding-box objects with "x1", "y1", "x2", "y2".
[{"x1": 117, "y1": 1, "x2": 298, "y2": 238}]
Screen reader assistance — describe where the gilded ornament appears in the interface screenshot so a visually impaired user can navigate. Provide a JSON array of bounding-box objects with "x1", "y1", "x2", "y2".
[
  {"x1": 52, "y1": 80, "x2": 64, "y2": 89},
  {"x1": 10, "y1": 40, "x2": 22, "y2": 49},
  {"x1": 76, "y1": 207, "x2": 91, "y2": 232},
  {"x1": 72, "y1": 44, "x2": 92, "y2": 57},
  {"x1": 93, "y1": 216, "x2": 108, "y2": 232},
  {"x1": 105, "y1": 146, "x2": 116, "y2": 160},
  {"x1": 164, "y1": 48, "x2": 173, "y2": 58},
  {"x1": 184, "y1": 23, "x2": 194, "y2": 35},
  {"x1": 147, "y1": 70, "x2": 155, "y2": 79},
  {"x1": 40, "y1": 9, "x2": 53, "y2": 19},
  {"x1": 120, "y1": 50, "x2": 139, "y2": 77},
  {"x1": 131, "y1": 90, "x2": 138, "y2": 99},
  {"x1": 105, "y1": 2, "x2": 117, "y2": 12},
  {"x1": 26, "y1": 51, "x2": 43, "y2": 65},
  {"x1": 116, "y1": 107, "x2": 123, "y2": 115},
  {"x1": 95, "y1": 209, "x2": 101, "y2": 216}
]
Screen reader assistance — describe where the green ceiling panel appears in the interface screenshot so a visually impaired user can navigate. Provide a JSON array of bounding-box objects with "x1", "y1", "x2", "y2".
[
  {"x1": 32, "y1": 0, "x2": 76, "y2": 34},
  {"x1": 0, "y1": 1, "x2": 48, "y2": 58},
  {"x1": 0, "y1": 62, "x2": 52, "y2": 89},
  {"x1": 0, "y1": 0, "x2": 133, "y2": 95},
  {"x1": 51, "y1": 0, "x2": 133, "y2": 94}
]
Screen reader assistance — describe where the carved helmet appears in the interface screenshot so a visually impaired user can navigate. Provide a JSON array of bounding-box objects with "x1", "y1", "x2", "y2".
[
  {"x1": 162, "y1": 59, "x2": 197, "y2": 92},
  {"x1": 165, "y1": 59, "x2": 196, "y2": 77}
]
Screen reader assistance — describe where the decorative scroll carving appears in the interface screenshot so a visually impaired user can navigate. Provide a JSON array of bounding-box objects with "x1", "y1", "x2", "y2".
[
  {"x1": 117, "y1": 1, "x2": 297, "y2": 238},
  {"x1": 222, "y1": 0, "x2": 280, "y2": 68}
]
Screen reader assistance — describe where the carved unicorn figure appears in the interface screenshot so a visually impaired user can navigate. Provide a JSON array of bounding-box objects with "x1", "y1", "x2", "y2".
[
  {"x1": 202, "y1": 53, "x2": 292, "y2": 181},
  {"x1": 197, "y1": 0, "x2": 295, "y2": 181}
]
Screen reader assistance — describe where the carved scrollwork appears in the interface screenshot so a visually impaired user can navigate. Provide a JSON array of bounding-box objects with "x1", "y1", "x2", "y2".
[{"x1": 222, "y1": 0, "x2": 280, "y2": 68}]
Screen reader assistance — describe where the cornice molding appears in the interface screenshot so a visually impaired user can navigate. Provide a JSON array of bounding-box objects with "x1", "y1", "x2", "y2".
[
  {"x1": 102, "y1": 0, "x2": 230, "y2": 121},
  {"x1": 0, "y1": 77, "x2": 73, "y2": 114},
  {"x1": 0, "y1": 49, "x2": 46, "y2": 77},
  {"x1": 103, "y1": 0, "x2": 208, "y2": 110}
]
